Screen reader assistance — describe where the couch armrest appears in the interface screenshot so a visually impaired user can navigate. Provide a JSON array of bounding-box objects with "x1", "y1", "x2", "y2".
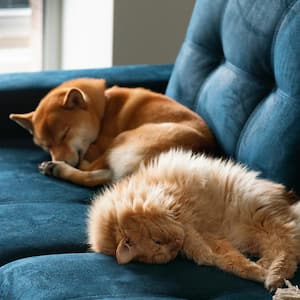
[{"x1": 0, "y1": 64, "x2": 173, "y2": 139}]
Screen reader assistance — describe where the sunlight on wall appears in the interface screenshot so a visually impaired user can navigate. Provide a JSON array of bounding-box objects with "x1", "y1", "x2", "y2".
[{"x1": 62, "y1": 0, "x2": 114, "y2": 69}]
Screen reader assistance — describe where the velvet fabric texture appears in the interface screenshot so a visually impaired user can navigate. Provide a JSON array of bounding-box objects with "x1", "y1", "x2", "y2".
[
  {"x1": 1, "y1": 1, "x2": 300, "y2": 299},
  {"x1": 166, "y1": 0, "x2": 300, "y2": 194},
  {"x1": 0, "y1": 254, "x2": 272, "y2": 300}
]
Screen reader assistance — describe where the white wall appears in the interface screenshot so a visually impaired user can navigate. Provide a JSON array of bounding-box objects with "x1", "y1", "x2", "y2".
[
  {"x1": 61, "y1": 0, "x2": 114, "y2": 69},
  {"x1": 43, "y1": 0, "x2": 194, "y2": 70},
  {"x1": 43, "y1": 0, "x2": 62, "y2": 70},
  {"x1": 113, "y1": 0, "x2": 195, "y2": 65}
]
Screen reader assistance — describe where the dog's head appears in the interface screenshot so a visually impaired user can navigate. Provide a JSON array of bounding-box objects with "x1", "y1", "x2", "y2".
[{"x1": 10, "y1": 78, "x2": 106, "y2": 167}]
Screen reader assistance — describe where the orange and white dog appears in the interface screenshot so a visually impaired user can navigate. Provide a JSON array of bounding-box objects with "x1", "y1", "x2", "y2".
[{"x1": 10, "y1": 78, "x2": 217, "y2": 187}]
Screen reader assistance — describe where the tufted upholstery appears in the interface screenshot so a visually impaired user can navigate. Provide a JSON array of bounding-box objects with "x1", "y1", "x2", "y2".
[
  {"x1": 167, "y1": 0, "x2": 300, "y2": 194},
  {"x1": 1, "y1": 1, "x2": 300, "y2": 299}
]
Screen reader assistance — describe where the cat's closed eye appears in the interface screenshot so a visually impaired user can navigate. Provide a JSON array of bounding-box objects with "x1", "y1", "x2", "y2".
[{"x1": 152, "y1": 239, "x2": 163, "y2": 245}]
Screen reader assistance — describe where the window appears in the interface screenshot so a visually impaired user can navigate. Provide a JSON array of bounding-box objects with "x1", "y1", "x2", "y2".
[
  {"x1": 0, "y1": 0, "x2": 113, "y2": 73},
  {"x1": 0, "y1": 0, "x2": 29, "y2": 9},
  {"x1": 0, "y1": 0, "x2": 43, "y2": 73}
]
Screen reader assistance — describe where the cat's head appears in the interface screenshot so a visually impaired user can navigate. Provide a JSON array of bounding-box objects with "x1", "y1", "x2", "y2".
[
  {"x1": 115, "y1": 209, "x2": 184, "y2": 264},
  {"x1": 88, "y1": 183, "x2": 185, "y2": 264}
]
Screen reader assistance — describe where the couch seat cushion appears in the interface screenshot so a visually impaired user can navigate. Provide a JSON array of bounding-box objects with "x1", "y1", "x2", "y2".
[
  {"x1": 0, "y1": 203, "x2": 88, "y2": 266},
  {"x1": 0, "y1": 253, "x2": 273, "y2": 300},
  {"x1": 0, "y1": 140, "x2": 93, "y2": 204},
  {"x1": 0, "y1": 140, "x2": 94, "y2": 265}
]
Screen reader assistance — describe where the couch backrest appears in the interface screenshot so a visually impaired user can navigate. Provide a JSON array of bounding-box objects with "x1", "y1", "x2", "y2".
[{"x1": 166, "y1": 0, "x2": 300, "y2": 194}]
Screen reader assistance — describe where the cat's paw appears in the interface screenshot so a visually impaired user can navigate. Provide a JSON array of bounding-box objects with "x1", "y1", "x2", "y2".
[
  {"x1": 39, "y1": 161, "x2": 66, "y2": 177},
  {"x1": 264, "y1": 259, "x2": 297, "y2": 291},
  {"x1": 265, "y1": 274, "x2": 285, "y2": 292}
]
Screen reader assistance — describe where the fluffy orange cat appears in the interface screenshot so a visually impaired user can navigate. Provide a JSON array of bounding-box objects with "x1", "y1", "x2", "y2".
[{"x1": 88, "y1": 149, "x2": 300, "y2": 291}]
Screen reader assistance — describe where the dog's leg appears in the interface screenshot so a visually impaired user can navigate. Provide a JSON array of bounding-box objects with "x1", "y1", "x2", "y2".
[
  {"x1": 78, "y1": 155, "x2": 108, "y2": 171},
  {"x1": 39, "y1": 161, "x2": 112, "y2": 187},
  {"x1": 39, "y1": 122, "x2": 213, "y2": 186},
  {"x1": 107, "y1": 122, "x2": 214, "y2": 180}
]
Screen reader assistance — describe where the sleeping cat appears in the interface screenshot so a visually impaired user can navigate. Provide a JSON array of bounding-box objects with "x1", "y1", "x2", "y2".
[{"x1": 87, "y1": 149, "x2": 300, "y2": 291}]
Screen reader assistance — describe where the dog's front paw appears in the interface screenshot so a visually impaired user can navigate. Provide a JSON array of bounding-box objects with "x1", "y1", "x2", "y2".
[
  {"x1": 39, "y1": 161, "x2": 64, "y2": 177},
  {"x1": 78, "y1": 159, "x2": 91, "y2": 171}
]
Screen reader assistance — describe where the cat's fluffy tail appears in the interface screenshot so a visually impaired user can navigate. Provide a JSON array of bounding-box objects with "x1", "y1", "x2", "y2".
[
  {"x1": 290, "y1": 196, "x2": 300, "y2": 257},
  {"x1": 292, "y1": 200, "x2": 300, "y2": 218}
]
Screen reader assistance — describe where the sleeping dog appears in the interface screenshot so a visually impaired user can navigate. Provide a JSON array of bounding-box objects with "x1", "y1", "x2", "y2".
[{"x1": 10, "y1": 78, "x2": 217, "y2": 187}]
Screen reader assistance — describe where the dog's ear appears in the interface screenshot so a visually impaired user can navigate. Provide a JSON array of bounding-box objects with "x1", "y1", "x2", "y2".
[
  {"x1": 9, "y1": 112, "x2": 34, "y2": 134},
  {"x1": 62, "y1": 88, "x2": 87, "y2": 109}
]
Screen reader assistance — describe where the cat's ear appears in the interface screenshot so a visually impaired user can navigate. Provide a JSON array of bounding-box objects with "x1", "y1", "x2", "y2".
[{"x1": 116, "y1": 238, "x2": 138, "y2": 264}]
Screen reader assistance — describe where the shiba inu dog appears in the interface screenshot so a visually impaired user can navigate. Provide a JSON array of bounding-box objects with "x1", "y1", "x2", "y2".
[{"x1": 10, "y1": 78, "x2": 217, "y2": 187}]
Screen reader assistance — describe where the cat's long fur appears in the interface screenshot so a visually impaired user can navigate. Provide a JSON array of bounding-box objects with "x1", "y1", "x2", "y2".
[{"x1": 88, "y1": 149, "x2": 300, "y2": 291}]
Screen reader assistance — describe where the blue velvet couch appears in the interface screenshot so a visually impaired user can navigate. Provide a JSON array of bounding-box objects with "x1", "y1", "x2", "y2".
[{"x1": 1, "y1": 0, "x2": 300, "y2": 299}]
